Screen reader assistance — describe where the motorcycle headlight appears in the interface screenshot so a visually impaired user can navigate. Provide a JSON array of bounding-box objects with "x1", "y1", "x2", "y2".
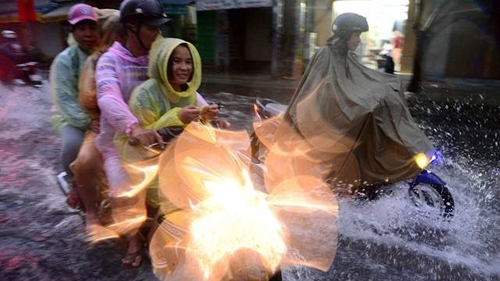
[
  {"x1": 414, "y1": 153, "x2": 437, "y2": 169},
  {"x1": 415, "y1": 153, "x2": 429, "y2": 169}
]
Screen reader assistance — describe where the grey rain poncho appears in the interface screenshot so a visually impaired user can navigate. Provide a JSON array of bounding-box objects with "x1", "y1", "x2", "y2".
[{"x1": 268, "y1": 36, "x2": 435, "y2": 191}]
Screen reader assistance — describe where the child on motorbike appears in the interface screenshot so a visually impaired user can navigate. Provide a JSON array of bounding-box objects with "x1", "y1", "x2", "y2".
[
  {"x1": 265, "y1": 13, "x2": 435, "y2": 195},
  {"x1": 94, "y1": 0, "x2": 169, "y2": 269},
  {"x1": 49, "y1": 3, "x2": 99, "y2": 209}
]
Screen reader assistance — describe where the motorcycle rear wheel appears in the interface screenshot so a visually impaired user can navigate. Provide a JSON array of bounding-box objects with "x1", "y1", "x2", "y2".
[{"x1": 408, "y1": 183, "x2": 454, "y2": 218}]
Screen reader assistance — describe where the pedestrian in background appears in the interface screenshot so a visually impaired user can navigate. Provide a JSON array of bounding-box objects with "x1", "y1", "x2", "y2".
[{"x1": 50, "y1": 3, "x2": 99, "y2": 209}]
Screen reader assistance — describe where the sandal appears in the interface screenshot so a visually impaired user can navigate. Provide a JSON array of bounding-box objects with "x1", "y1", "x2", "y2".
[{"x1": 121, "y1": 247, "x2": 146, "y2": 269}]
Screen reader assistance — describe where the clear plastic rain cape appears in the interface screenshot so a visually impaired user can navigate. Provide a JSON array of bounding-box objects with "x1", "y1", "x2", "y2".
[{"x1": 149, "y1": 123, "x2": 338, "y2": 281}]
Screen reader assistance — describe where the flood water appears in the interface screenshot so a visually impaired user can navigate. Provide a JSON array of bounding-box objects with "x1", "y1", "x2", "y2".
[
  {"x1": 1, "y1": 84, "x2": 499, "y2": 281},
  {"x1": 210, "y1": 90, "x2": 500, "y2": 281}
]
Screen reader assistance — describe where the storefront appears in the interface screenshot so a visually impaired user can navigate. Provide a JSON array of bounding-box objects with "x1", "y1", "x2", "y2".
[
  {"x1": 161, "y1": 0, "x2": 197, "y2": 41},
  {"x1": 195, "y1": 0, "x2": 278, "y2": 75}
]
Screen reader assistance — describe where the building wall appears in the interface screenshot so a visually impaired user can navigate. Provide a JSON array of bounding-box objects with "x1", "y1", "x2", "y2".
[
  {"x1": 244, "y1": 7, "x2": 272, "y2": 61},
  {"x1": 279, "y1": 0, "x2": 304, "y2": 76},
  {"x1": 309, "y1": 1, "x2": 333, "y2": 46},
  {"x1": 400, "y1": 0, "x2": 415, "y2": 73},
  {"x1": 420, "y1": 0, "x2": 500, "y2": 80},
  {"x1": 445, "y1": 15, "x2": 500, "y2": 79},
  {"x1": 422, "y1": 23, "x2": 451, "y2": 78},
  {"x1": 197, "y1": 7, "x2": 274, "y2": 73},
  {"x1": 32, "y1": 21, "x2": 66, "y2": 58},
  {"x1": 196, "y1": 10, "x2": 216, "y2": 64}
]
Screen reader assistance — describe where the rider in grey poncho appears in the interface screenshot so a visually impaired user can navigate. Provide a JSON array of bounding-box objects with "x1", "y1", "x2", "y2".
[{"x1": 267, "y1": 13, "x2": 435, "y2": 193}]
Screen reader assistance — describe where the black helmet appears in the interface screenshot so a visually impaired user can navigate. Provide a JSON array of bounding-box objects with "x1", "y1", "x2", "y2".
[
  {"x1": 120, "y1": 0, "x2": 170, "y2": 26},
  {"x1": 332, "y1": 13, "x2": 369, "y2": 40}
]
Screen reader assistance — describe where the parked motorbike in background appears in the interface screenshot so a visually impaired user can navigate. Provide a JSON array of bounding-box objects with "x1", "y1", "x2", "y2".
[
  {"x1": 0, "y1": 30, "x2": 42, "y2": 87},
  {"x1": 251, "y1": 98, "x2": 455, "y2": 218}
]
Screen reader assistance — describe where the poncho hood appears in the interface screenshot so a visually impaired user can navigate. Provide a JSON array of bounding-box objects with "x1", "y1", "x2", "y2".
[
  {"x1": 148, "y1": 38, "x2": 202, "y2": 103},
  {"x1": 107, "y1": 41, "x2": 149, "y2": 65}
]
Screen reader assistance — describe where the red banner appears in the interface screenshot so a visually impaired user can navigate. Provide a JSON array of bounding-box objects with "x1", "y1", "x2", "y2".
[{"x1": 17, "y1": 0, "x2": 36, "y2": 22}]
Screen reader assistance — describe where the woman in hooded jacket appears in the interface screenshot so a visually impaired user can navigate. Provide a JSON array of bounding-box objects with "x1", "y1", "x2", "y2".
[{"x1": 128, "y1": 37, "x2": 224, "y2": 138}]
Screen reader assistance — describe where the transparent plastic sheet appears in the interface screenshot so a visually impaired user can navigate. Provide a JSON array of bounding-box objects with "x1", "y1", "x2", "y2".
[
  {"x1": 104, "y1": 156, "x2": 158, "y2": 236},
  {"x1": 151, "y1": 123, "x2": 338, "y2": 281}
]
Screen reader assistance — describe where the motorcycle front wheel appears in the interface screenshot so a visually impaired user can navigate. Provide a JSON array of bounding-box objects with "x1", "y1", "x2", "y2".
[{"x1": 408, "y1": 182, "x2": 454, "y2": 218}]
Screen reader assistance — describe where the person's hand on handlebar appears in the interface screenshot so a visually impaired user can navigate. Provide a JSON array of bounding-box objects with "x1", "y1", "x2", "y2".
[
  {"x1": 178, "y1": 105, "x2": 201, "y2": 124},
  {"x1": 129, "y1": 123, "x2": 164, "y2": 148},
  {"x1": 201, "y1": 104, "x2": 220, "y2": 121},
  {"x1": 201, "y1": 104, "x2": 231, "y2": 129}
]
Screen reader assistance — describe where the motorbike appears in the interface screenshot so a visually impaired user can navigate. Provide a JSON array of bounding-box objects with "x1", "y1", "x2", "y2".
[
  {"x1": 251, "y1": 98, "x2": 455, "y2": 218},
  {"x1": 57, "y1": 103, "x2": 225, "y2": 215},
  {"x1": 0, "y1": 30, "x2": 42, "y2": 87},
  {"x1": 56, "y1": 118, "x2": 299, "y2": 281}
]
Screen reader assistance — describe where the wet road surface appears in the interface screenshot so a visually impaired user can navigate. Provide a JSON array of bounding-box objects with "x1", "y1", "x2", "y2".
[{"x1": 1, "y1": 80, "x2": 500, "y2": 281}]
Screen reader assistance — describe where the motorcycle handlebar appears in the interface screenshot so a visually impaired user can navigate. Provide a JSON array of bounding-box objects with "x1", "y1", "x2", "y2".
[
  {"x1": 128, "y1": 126, "x2": 185, "y2": 147},
  {"x1": 128, "y1": 101, "x2": 224, "y2": 147}
]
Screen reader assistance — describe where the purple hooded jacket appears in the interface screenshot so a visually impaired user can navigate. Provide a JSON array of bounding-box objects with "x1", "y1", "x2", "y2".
[{"x1": 95, "y1": 41, "x2": 149, "y2": 159}]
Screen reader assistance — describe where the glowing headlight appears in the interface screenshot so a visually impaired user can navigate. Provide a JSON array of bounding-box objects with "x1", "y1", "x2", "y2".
[{"x1": 414, "y1": 153, "x2": 429, "y2": 169}]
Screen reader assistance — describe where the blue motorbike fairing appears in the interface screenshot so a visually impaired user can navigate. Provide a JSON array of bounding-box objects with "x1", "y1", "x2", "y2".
[{"x1": 410, "y1": 170, "x2": 446, "y2": 187}]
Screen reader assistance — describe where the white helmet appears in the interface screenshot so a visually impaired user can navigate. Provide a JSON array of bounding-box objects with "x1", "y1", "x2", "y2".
[{"x1": 1, "y1": 30, "x2": 17, "y2": 39}]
